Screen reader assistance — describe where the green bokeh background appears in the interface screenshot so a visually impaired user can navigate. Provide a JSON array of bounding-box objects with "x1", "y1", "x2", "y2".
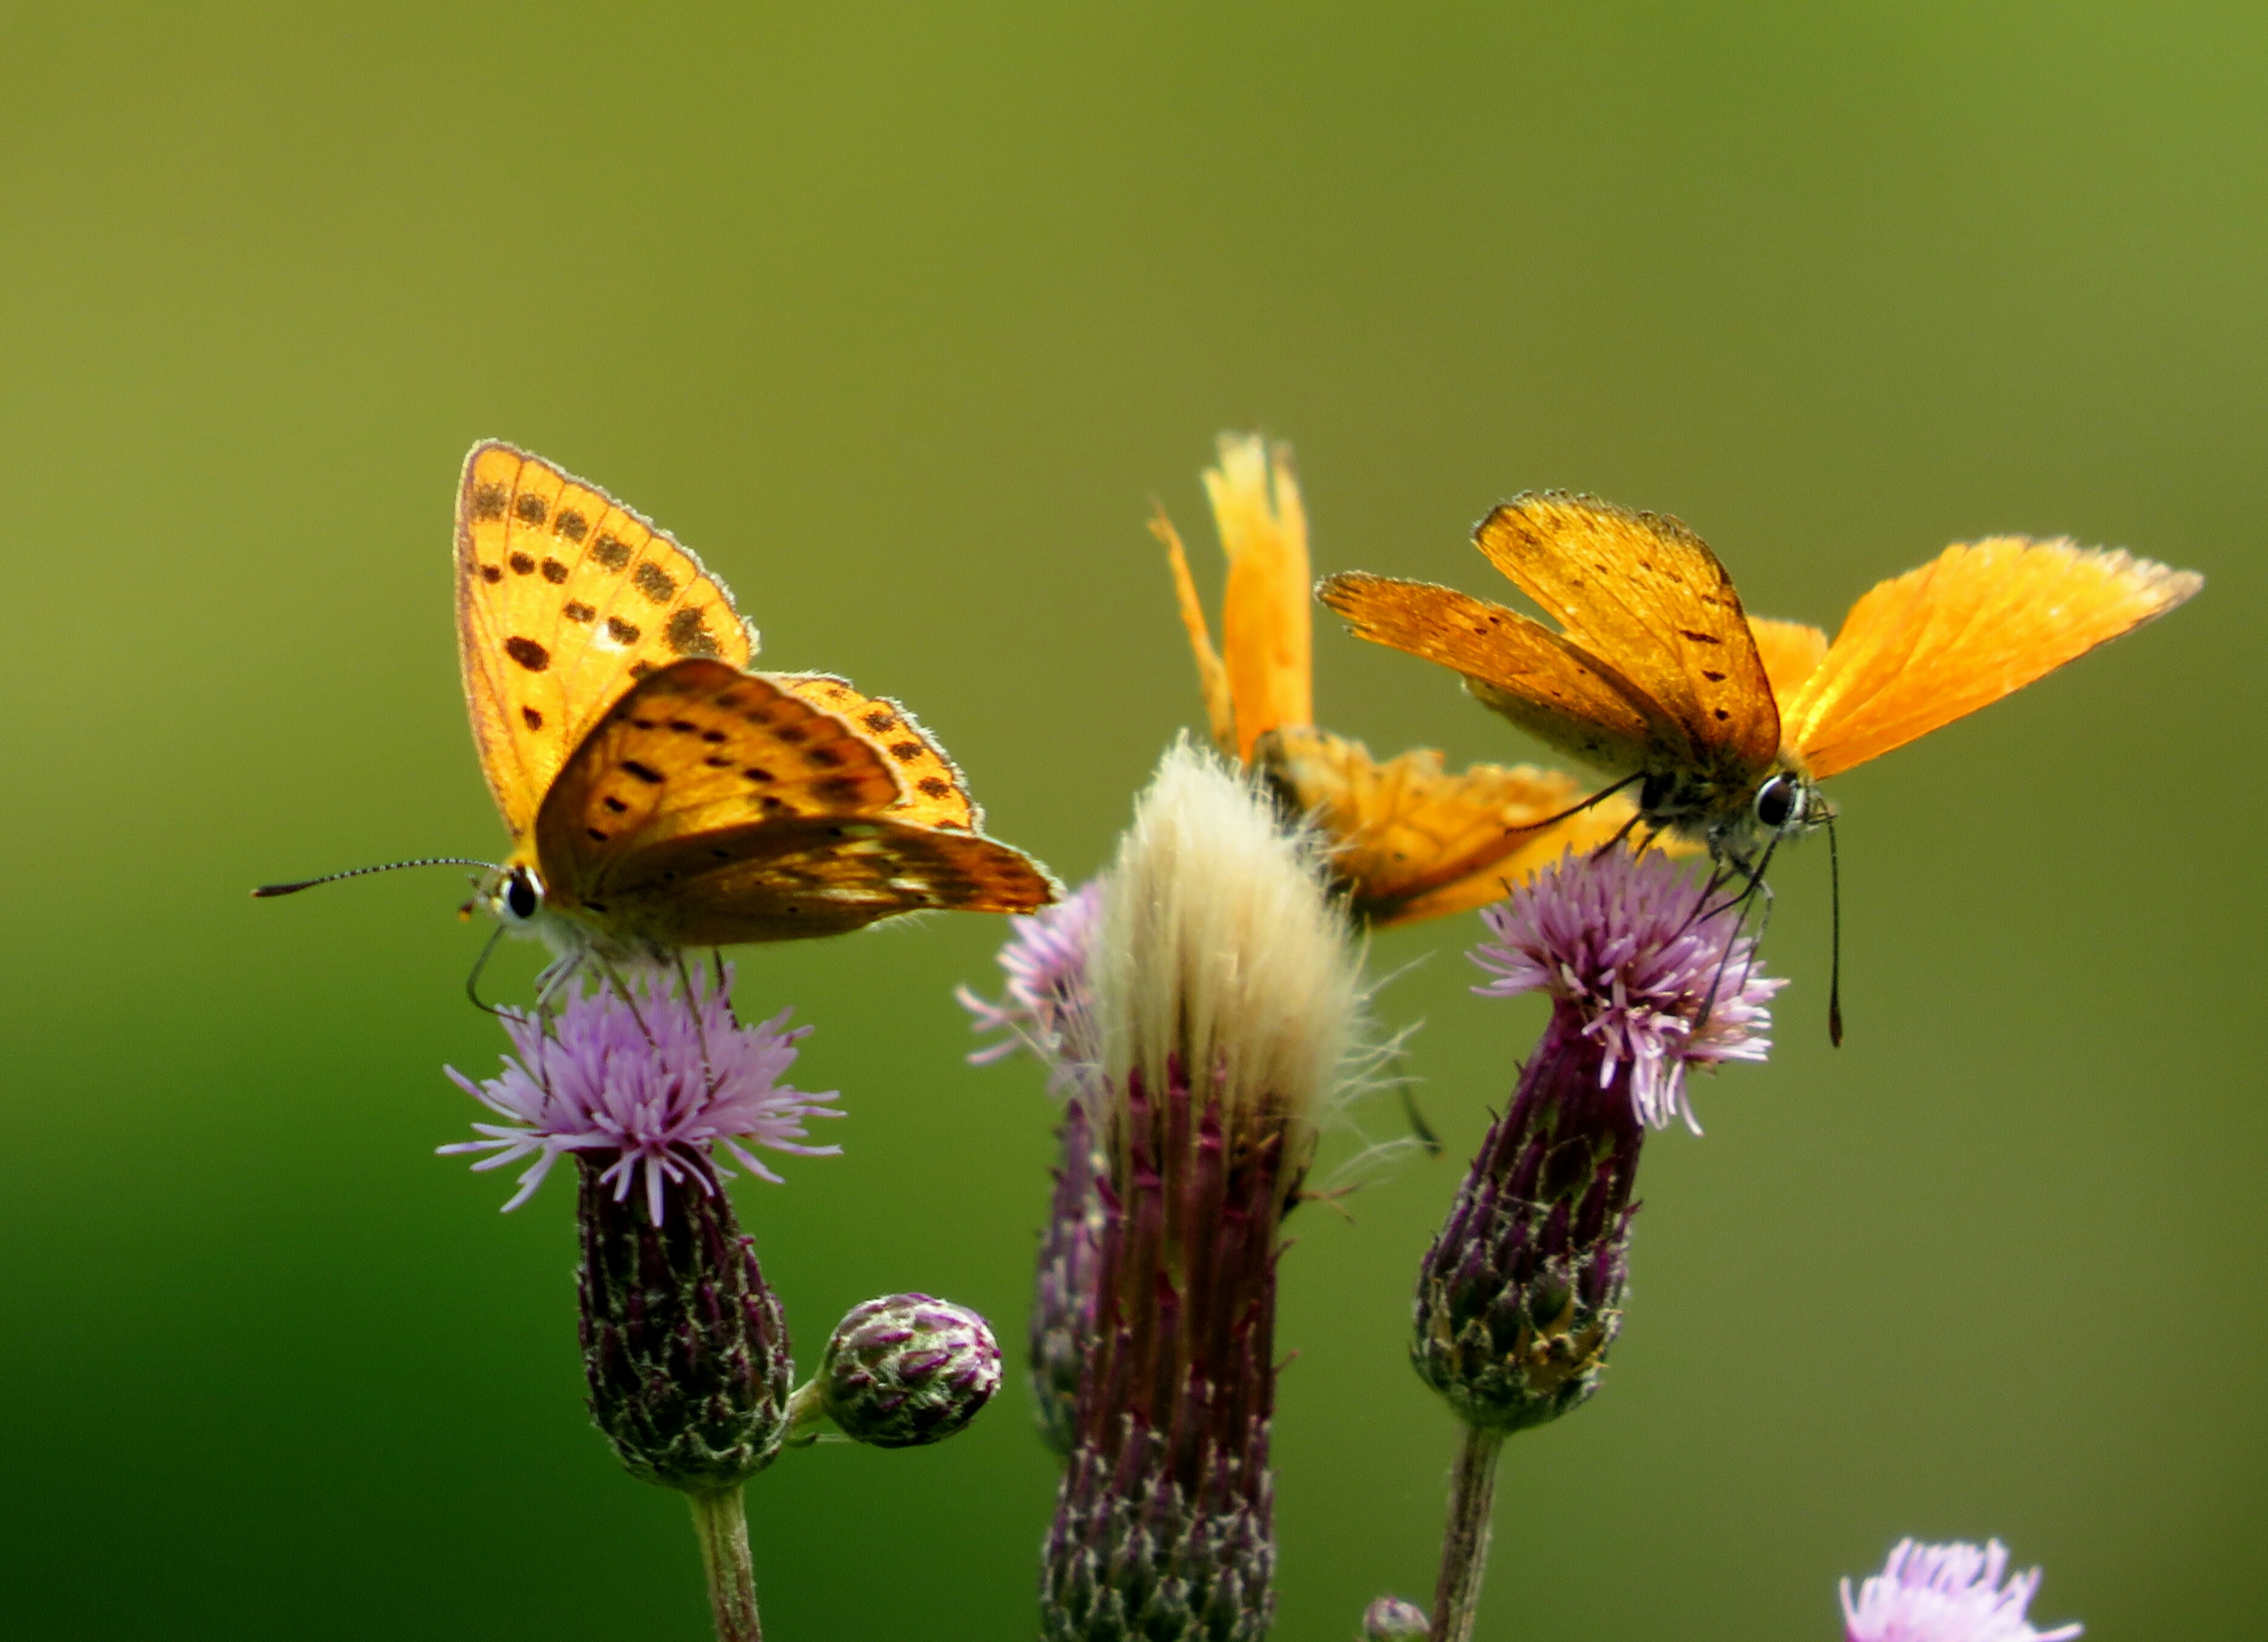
[{"x1": 4, "y1": 5, "x2": 2260, "y2": 1637}]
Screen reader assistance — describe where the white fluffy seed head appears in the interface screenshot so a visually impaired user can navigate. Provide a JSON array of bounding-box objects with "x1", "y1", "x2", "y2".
[{"x1": 1091, "y1": 739, "x2": 1365, "y2": 1172}]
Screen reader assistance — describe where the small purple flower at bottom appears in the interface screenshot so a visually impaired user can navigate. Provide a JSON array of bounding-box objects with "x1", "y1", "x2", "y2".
[
  {"x1": 1842, "y1": 1539, "x2": 2081, "y2": 1642},
  {"x1": 440, "y1": 964, "x2": 841, "y2": 1220}
]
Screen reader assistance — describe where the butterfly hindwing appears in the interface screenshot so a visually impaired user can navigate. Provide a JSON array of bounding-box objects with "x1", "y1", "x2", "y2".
[
  {"x1": 767, "y1": 673, "x2": 984, "y2": 833},
  {"x1": 1473, "y1": 493, "x2": 1780, "y2": 777},
  {"x1": 456, "y1": 443, "x2": 756, "y2": 841},
  {"x1": 579, "y1": 816, "x2": 1062, "y2": 946},
  {"x1": 1782, "y1": 539, "x2": 2202, "y2": 779}
]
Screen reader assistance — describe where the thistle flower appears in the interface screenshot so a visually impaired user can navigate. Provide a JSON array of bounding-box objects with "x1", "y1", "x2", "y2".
[
  {"x1": 1153, "y1": 430, "x2": 1671, "y2": 929},
  {"x1": 1842, "y1": 1540, "x2": 2081, "y2": 1642},
  {"x1": 440, "y1": 964, "x2": 841, "y2": 1219},
  {"x1": 1040, "y1": 742, "x2": 1367, "y2": 1642},
  {"x1": 815, "y1": 1293, "x2": 1003, "y2": 1449},
  {"x1": 1469, "y1": 846, "x2": 1782, "y2": 1132},
  {"x1": 1413, "y1": 845, "x2": 1781, "y2": 1642},
  {"x1": 957, "y1": 880, "x2": 1103, "y2": 1070}
]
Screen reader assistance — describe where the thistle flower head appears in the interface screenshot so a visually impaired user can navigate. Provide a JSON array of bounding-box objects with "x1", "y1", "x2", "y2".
[
  {"x1": 441, "y1": 965, "x2": 841, "y2": 1219},
  {"x1": 1842, "y1": 1539, "x2": 2081, "y2": 1642},
  {"x1": 1470, "y1": 844, "x2": 1783, "y2": 1131},
  {"x1": 957, "y1": 879, "x2": 1103, "y2": 1069},
  {"x1": 1093, "y1": 738, "x2": 1365, "y2": 1180}
]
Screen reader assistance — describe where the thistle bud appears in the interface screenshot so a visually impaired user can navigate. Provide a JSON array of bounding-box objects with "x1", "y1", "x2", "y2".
[
  {"x1": 819, "y1": 1294, "x2": 1003, "y2": 1449},
  {"x1": 1361, "y1": 1596, "x2": 1430, "y2": 1638}
]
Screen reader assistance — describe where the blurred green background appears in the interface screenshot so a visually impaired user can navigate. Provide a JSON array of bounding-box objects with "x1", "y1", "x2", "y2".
[{"x1": 2, "y1": 4, "x2": 2260, "y2": 1637}]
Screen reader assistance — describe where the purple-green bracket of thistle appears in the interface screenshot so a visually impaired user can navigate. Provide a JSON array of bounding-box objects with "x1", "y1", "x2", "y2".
[
  {"x1": 784, "y1": 1294, "x2": 1003, "y2": 1450},
  {"x1": 1414, "y1": 844, "x2": 1782, "y2": 1433}
]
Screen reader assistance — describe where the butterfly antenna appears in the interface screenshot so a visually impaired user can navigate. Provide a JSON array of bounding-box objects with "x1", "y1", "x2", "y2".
[
  {"x1": 253, "y1": 857, "x2": 499, "y2": 897},
  {"x1": 1825, "y1": 806, "x2": 1845, "y2": 1047}
]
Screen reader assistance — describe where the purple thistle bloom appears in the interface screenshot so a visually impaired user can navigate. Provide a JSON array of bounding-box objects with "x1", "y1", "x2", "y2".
[
  {"x1": 440, "y1": 964, "x2": 841, "y2": 1220},
  {"x1": 1842, "y1": 1539, "x2": 2081, "y2": 1642},
  {"x1": 1470, "y1": 843, "x2": 1783, "y2": 1132},
  {"x1": 957, "y1": 878, "x2": 1102, "y2": 1068}
]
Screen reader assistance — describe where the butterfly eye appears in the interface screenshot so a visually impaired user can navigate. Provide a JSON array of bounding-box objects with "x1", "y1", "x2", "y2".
[
  {"x1": 505, "y1": 867, "x2": 543, "y2": 923},
  {"x1": 1754, "y1": 775, "x2": 1800, "y2": 832}
]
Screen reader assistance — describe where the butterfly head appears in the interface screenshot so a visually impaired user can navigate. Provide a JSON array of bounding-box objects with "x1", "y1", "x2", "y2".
[{"x1": 473, "y1": 861, "x2": 548, "y2": 931}]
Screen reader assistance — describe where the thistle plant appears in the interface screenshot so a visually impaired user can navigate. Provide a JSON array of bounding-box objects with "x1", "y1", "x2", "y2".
[
  {"x1": 442, "y1": 965, "x2": 998, "y2": 1642},
  {"x1": 1037, "y1": 741, "x2": 1368, "y2": 1642},
  {"x1": 1410, "y1": 846, "x2": 1782, "y2": 1642}
]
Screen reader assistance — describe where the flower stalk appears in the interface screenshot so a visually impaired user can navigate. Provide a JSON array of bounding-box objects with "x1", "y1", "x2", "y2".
[{"x1": 688, "y1": 1486, "x2": 761, "y2": 1642}]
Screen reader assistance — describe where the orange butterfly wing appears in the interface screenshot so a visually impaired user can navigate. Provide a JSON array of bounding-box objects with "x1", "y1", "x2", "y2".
[
  {"x1": 1260, "y1": 727, "x2": 1668, "y2": 927},
  {"x1": 1781, "y1": 539, "x2": 2202, "y2": 779},
  {"x1": 1472, "y1": 493, "x2": 1781, "y2": 779},
  {"x1": 456, "y1": 442, "x2": 756, "y2": 842},
  {"x1": 1317, "y1": 571, "x2": 1663, "y2": 774},
  {"x1": 767, "y1": 672, "x2": 984, "y2": 833},
  {"x1": 1749, "y1": 617, "x2": 1829, "y2": 706},
  {"x1": 533, "y1": 660, "x2": 1057, "y2": 946}
]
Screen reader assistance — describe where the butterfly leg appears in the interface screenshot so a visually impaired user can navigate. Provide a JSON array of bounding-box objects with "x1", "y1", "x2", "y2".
[
  {"x1": 588, "y1": 950, "x2": 659, "y2": 1045},
  {"x1": 463, "y1": 923, "x2": 511, "y2": 1017},
  {"x1": 671, "y1": 947, "x2": 721, "y2": 1097},
  {"x1": 1695, "y1": 838, "x2": 1778, "y2": 1032}
]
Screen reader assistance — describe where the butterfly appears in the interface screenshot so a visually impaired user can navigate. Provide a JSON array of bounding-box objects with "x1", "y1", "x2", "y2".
[
  {"x1": 260, "y1": 443, "x2": 1059, "y2": 974},
  {"x1": 1319, "y1": 490, "x2": 2203, "y2": 868},
  {"x1": 1155, "y1": 436, "x2": 1669, "y2": 928}
]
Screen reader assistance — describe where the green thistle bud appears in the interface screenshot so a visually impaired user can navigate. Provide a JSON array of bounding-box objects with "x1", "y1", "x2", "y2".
[{"x1": 818, "y1": 1294, "x2": 1002, "y2": 1449}]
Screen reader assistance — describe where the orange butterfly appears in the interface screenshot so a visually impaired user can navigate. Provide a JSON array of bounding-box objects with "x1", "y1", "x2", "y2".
[
  {"x1": 1319, "y1": 490, "x2": 2202, "y2": 868},
  {"x1": 261, "y1": 443, "x2": 1057, "y2": 977},
  {"x1": 1154, "y1": 436, "x2": 1656, "y2": 929}
]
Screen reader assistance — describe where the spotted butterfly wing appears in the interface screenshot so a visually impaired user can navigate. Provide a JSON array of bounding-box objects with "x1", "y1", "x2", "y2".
[
  {"x1": 456, "y1": 442, "x2": 756, "y2": 842},
  {"x1": 767, "y1": 672, "x2": 986, "y2": 832},
  {"x1": 534, "y1": 659, "x2": 1058, "y2": 947}
]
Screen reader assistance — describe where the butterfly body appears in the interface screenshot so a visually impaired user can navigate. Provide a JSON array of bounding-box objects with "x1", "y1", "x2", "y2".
[
  {"x1": 1320, "y1": 492, "x2": 2201, "y2": 869},
  {"x1": 454, "y1": 444, "x2": 1057, "y2": 967}
]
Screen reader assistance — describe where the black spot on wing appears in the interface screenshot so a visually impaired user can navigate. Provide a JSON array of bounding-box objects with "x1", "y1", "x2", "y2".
[
  {"x1": 593, "y1": 533, "x2": 633, "y2": 570},
  {"x1": 554, "y1": 508, "x2": 588, "y2": 542},
  {"x1": 633, "y1": 562, "x2": 677, "y2": 604},
  {"x1": 505, "y1": 637, "x2": 550, "y2": 671},
  {"x1": 513, "y1": 493, "x2": 548, "y2": 525},
  {"x1": 470, "y1": 482, "x2": 508, "y2": 520}
]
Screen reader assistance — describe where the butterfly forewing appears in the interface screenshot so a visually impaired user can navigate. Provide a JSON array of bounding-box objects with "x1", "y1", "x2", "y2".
[
  {"x1": 457, "y1": 443, "x2": 756, "y2": 840},
  {"x1": 1782, "y1": 539, "x2": 2203, "y2": 779},
  {"x1": 1317, "y1": 572, "x2": 1664, "y2": 775},
  {"x1": 534, "y1": 661, "x2": 903, "y2": 901},
  {"x1": 1473, "y1": 494, "x2": 1780, "y2": 776}
]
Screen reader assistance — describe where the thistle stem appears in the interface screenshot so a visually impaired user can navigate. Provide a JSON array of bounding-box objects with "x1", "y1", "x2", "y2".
[
  {"x1": 1428, "y1": 1424, "x2": 1505, "y2": 1642},
  {"x1": 688, "y1": 1486, "x2": 762, "y2": 1642}
]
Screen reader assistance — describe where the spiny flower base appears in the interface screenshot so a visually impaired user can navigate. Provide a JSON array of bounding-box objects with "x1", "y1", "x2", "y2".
[
  {"x1": 1041, "y1": 1419, "x2": 1275, "y2": 1642},
  {"x1": 577, "y1": 1157, "x2": 793, "y2": 1491},
  {"x1": 1413, "y1": 1011, "x2": 1637, "y2": 1432}
]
